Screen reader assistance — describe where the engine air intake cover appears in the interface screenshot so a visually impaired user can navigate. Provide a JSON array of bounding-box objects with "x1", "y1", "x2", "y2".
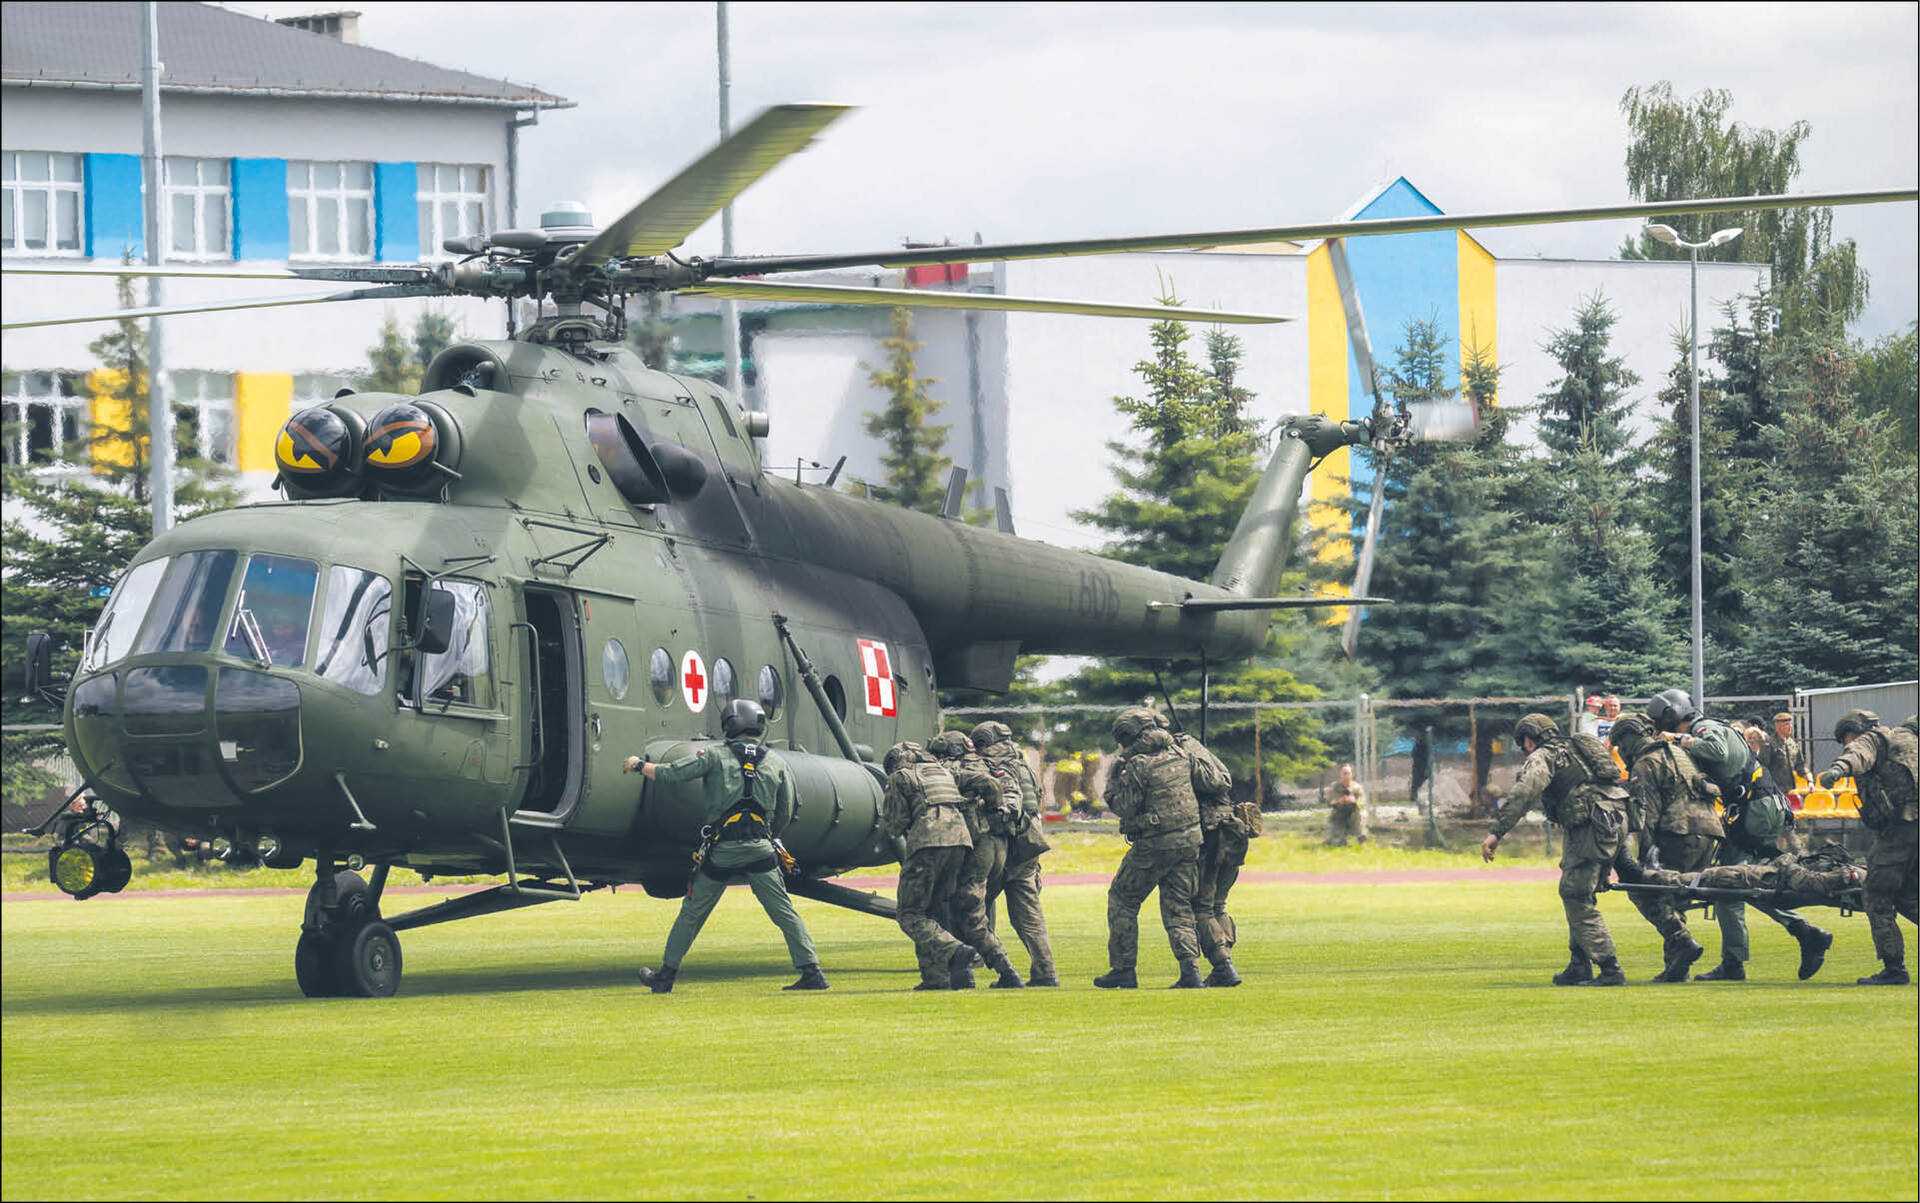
[
  {"x1": 364, "y1": 401, "x2": 463, "y2": 494},
  {"x1": 276, "y1": 405, "x2": 365, "y2": 499}
]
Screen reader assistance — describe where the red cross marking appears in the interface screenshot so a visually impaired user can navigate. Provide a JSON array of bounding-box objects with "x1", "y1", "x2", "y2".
[{"x1": 684, "y1": 663, "x2": 706, "y2": 704}]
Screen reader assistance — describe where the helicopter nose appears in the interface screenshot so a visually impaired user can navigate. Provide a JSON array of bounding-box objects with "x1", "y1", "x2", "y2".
[{"x1": 71, "y1": 664, "x2": 303, "y2": 809}]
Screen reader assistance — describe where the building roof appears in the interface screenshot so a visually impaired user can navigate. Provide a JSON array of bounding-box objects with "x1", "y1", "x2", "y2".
[{"x1": 2, "y1": 2, "x2": 571, "y2": 110}]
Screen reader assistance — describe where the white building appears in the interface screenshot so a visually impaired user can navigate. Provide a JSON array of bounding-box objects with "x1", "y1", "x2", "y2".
[{"x1": 1, "y1": 2, "x2": 569, "y2": 489}]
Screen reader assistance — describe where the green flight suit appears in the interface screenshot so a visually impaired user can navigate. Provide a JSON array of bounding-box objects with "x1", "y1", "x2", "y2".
[
  {"x1": 1684, "y1": 719, "x2": 1815, "y2": 963},
  {"x1": 650, "y1": 740, "x2": 818, "y2": 973}
]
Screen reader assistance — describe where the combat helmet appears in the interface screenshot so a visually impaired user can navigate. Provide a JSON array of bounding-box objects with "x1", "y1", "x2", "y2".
[
  {"x1": 1111, "y1": 706, "x2": 1163, "y2": 747},
  {"x1": 970, "y1": 720, "x2": 1014, "y2": 750},
  {"x1": 1833, "y1": 708, "x2": 1881, "y2": 742},
  {"x1": 1513, "y1": 713, "x2": 1560, "y2": 747},
  {"x1": 1609, "y1": 712, "x2": 1657, "y2": 761},
  {"x1": 927, "y1": 731, "x2": 975, "y2": 759},
  {"x1": 1647, "y1": 687, "x2": 1698, "y2": 733},
  {"x1": 722, "y1": 698, "x2": 767, "y2": 739},
  {"x1": 883, "y1": 741, "x2": 926, "y2": 774}
]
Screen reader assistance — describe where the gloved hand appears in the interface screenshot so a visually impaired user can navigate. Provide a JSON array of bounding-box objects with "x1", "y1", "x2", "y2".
[
  {"x1": 1817, "y1": 769, "x2": 1842, "y2": 789},
  {"x1": 623, "y1": 755, "x2": 645, "y2": 774},
  {"x1": 774, "y1": 840, "x2": 798, "y2": 877}
]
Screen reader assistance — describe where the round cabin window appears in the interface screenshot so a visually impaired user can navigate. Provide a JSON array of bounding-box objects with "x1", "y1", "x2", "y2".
[
  {"x1": 602, "y1": 639, "x2": 630, "y2": 701},
  {"x1": 823, "y1": 674, "x2": 847, "y2": 720},
  {"x1": 712, "y1": 657, "x2": 736, "y2": 706},
  {"x1": 649, "y1": 647, "x2": 673, "y2": 705},
  {"x1": 757, "y1": 665, "x2": 784, "y2": 718}
]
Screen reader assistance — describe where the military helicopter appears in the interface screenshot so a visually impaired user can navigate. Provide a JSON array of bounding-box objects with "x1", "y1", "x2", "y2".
[{"x1": 8, "y1": 104, "x2": 1912, "y2": 998}]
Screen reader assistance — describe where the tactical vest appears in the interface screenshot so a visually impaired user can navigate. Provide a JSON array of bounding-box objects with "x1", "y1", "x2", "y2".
[
  {"x1": 911, "y1": 761, "x2": 967, "y2": 820},
  {"x1": 713, "y1": 741, "x2": 773, "y2": 842},
  {"x1": 1540, "y1": 735, "x2": 1626, "y2": 827},
  {"x1": 1859, "y1": 726, "x2": 1920, "y2": 828},
  {"x1": 986, "y1": 745, "x2": 1041, "y2": 814},
  {"x1": 1641, "y1": 744, "x2": 1724, "y2": 839},
  {"x1": 1120, "y1": 746, "x2": 1202, "y2": 838}
]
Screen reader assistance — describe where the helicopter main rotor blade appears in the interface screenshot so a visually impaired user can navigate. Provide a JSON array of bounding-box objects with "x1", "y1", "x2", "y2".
[
  {"x1": 707, "y1": 186, "x2": 1918, "y2": 275},
  {"x1": 2, "y1": 283, "x2": 446, "y2": 330},
  {"x1": 580, "y1": 103, "x2": 851, "y2": 263},
  {"x1": 680, "y1": 278, "x2": 1288, "y2": 323},
  {"x1": 2, "y1": 263, "x2": 436, "y2": 284}
]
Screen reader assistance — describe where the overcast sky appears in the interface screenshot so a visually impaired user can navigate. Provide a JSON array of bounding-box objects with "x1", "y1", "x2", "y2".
[{"x1": 227, "y1": 1, "x2": 1918, "y2": 338}]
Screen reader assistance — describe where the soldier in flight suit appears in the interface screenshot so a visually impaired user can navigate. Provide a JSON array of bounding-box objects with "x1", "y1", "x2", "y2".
[
  {"x1": 1096, "y1": 707, "x2": 1207, "y2": 989},
  {"x1": 972, "y1": 721, "x2": 1058, "y2": 986},
  {"x1": 927, "y1": 731, "x2": 1026, "y2": 989},
  {"x1": 1166, "y1": 717, "x2": 1246, "y2": 988},
  {"x1": 1481, "y1": 713, "x2": 1628, "y2": 986},
  {"x1": 628, "y1": 700, "x2": 826, "y2": 993},
  {"x1": 1818, "y1": 708, "x2": 1920, "y2": 986},
  {"x1": 1609, "y1": 712, "x2": 1725, "y2": 982},
  {"x1": 1648, "y1": 688, "x2": 1832, "y2": 982},
  {"x1": 881, "y1": 741, "x2": 981, "y2": 990}
]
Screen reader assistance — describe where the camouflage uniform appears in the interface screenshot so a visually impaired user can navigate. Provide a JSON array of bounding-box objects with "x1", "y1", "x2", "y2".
[
  {"x1": 1611, "y1": 714, "x2": 1723, "y2": 978},
  {"x1": 1174, "y1": 730, "x2": 1247, "y2": 980},
  {"x1": 1101, "y1": 711, "x2": 1205, "y2": 985},
  {"x1": 973, "y1": 721, "x2": 1056, "y2": 984},
  {"x1": 1490, "y1": 717, "x2": 1627, "y2": 976},
  {"x1": 1822, "y1": 719, "x2": 1920, "y2": 974},
  {"x1": 882, "y1": 742, "x2": 976, "y2": 988},
  {"x1": 1326, "y1": 778, "x2": 1368, "y2": 845},
  {"x1": 1631, "y1": 847, "x2": 1867, "y2": 902},
  {"x1": 928, "y1": 732, "x2": 1022, "y2": 986},
  {"x1": 1766, "y1": 717, "x2": 1803, "y2": 790},
  {"x1": 1682, "y1": 717, "x2": 1825, "y2": 973}
]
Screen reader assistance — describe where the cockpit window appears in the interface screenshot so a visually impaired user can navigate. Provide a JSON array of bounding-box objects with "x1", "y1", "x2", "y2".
[
  {"x1": 399, "y1": 577, "x2": 492, "y2": 708},
  {"x1": 313, "y1": 566, "x2": 392, "y2": 695},
  {"x1": 224, "y1": 555, "x2": 318, "y2": 668},
  {"x1": 133, "y1": 550, "x2": 239, "y2": 656},
  {"x1": 84, "y1": 557, "x2": 170, "y2": 671}
]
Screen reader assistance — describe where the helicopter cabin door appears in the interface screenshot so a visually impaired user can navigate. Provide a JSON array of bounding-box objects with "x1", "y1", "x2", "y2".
[{"x1": 513, "y1": 585, "x2": 585, "y2": 821}]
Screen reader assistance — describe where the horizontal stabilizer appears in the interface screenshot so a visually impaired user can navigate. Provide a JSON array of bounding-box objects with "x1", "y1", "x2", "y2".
[{"x1": 1150, "y1": 595, "x2": 1393, "y2": 613}]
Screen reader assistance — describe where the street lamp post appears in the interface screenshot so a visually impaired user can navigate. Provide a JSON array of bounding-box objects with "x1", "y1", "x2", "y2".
[{"x1": 1645, "y1": 222, "x2": 1743, "y2": 712}]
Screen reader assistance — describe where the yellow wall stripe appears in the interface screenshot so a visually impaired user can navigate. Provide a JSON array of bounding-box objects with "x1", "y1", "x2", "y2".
[
  {"x1": 234, "y1": 372, "x2": 293, "y2": 473},
  {"x1": 1456, "y1": 231, "x2": 1498, "y2": 402},
  {"x1": 85, "y1": 369, "x2": 138, "y2": 470}
]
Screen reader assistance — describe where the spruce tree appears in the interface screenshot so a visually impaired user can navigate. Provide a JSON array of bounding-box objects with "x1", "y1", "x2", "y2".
[
  {"x1": 362, "y1": 311, "x2": 458, "y2": 394},
  {"x1": 1059, "y1": 298, "x2": 1326, "y2": 793},
  {"x1": 1731, "y1": 333, "x2": 1918, "y2": 688},
  {"x1": 862, "y1": 308, "x2": 951, "y2": 515}
]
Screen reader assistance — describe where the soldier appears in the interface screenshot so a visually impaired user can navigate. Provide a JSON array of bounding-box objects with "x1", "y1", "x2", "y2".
[
  {"x1": 1096, "y1": 707, "x2": 1207, "y2": 989},
  {"x1": 971, "y1": 721, "x2": 1059, "y2": 987},
  {"x1": 1167, "y1": 719, "x2": 1246, "y2": 987},
  {"x1": 1647, "y1": 687, "x2": 1831, "y2": 982},
  {"x1": 1326, "y1": 762, "x2": 1368, "y2": 846},
  {"x1": 927, "y1": 731, "x2": 1026, "y2": 989},
  {"x1": 1617, "y1": 841, "x2": 1866, "y2": 905},
  {"x1": 1817, "y1": 708, "x2": 1919, "y2": 986},
  {"x1": 881, "y1": 741, "x2": 980, "y2": 991},
  {"x1": 1609, "y1": 713, "x2": 1724, "y2": 982},
  {"x1": 628, "y1": 700, "x2": 827, "y2": 993},
  {"x1": 1480, "y1": 713, "x2": 1628, "y2": 986},
  {"x1": 1769, "y1": 712, "x2": 1804, "y2": 789}
]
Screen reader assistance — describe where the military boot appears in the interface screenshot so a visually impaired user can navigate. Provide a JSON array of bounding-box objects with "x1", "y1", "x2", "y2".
[
  {"x1": 637, "y1": 965, "x2": 677, "y2": 994},
  {"x1": 783, "y1": 963, "x2": 829, "y2": 991},
  {"x1": 1653, "y1": 941, "x2": 1704, "y2": 983},
  {"x1": 1027, "y1": 969, "x2": 1061, "y2": 987},
  {"x1": 1858, "y1": 961, "x2": 1911, "y2": 986},
  {"x1": 1092, "y1": 967, "x2": 1138, "y2": 989},
  {"x1": 1696, "y1": 958, "x2": 1746, "y2": 981},
  {"x1": 1794, "y1": 926, "x2": 1834, "y2": 981},
  {"x1": 1551, "y1": 947, "x2": 1594, "y2": 987},
  {"x1": 988, "y1": 955, "x2": 1025, "y2": 989},
  {"x1": 912, "y1": 980, "x2": 949, "y2": 991},
  {"x1": 947, "y1": 945, "x2": 978, "y2": 990},
  {"x1": 1171, "y1": 961, "x2": 1209, "y2": 988},
  {"x1": 1580, "y1": 957, "x2": 1626, "y2": 987},
  {"x1": 1205, "y1": 961, "x2": 1243, "y2": 988}
]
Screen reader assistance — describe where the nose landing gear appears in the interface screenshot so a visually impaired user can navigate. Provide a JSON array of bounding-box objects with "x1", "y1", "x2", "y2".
[{"x1": 296, "y1": 860, "x2": 403, "y2": 998}]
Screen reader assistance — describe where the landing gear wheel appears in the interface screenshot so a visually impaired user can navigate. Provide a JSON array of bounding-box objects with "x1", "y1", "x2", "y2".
[
  {"x1": 95, "y1": 846, "x2": 133, "y2": 894},
  {"x1": 330, "y1": 920, "x2": 403, "y2": 998},
  {"x1": 295, "y1": 932, "x2": 339, "y2": 997},
  {"x1": 305, "y1": 869, "x2": 375, "y2": 928}
]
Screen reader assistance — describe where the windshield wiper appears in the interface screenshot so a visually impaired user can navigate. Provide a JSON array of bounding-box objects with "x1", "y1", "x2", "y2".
[{"x1": 227, "y1": 597, "x2": 273, "y2": 667}]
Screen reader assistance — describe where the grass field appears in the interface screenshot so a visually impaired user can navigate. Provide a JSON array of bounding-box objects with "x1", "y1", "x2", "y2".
[{"x1": 3, "y1": 857, "x2": 1914, "y2": 1202}]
